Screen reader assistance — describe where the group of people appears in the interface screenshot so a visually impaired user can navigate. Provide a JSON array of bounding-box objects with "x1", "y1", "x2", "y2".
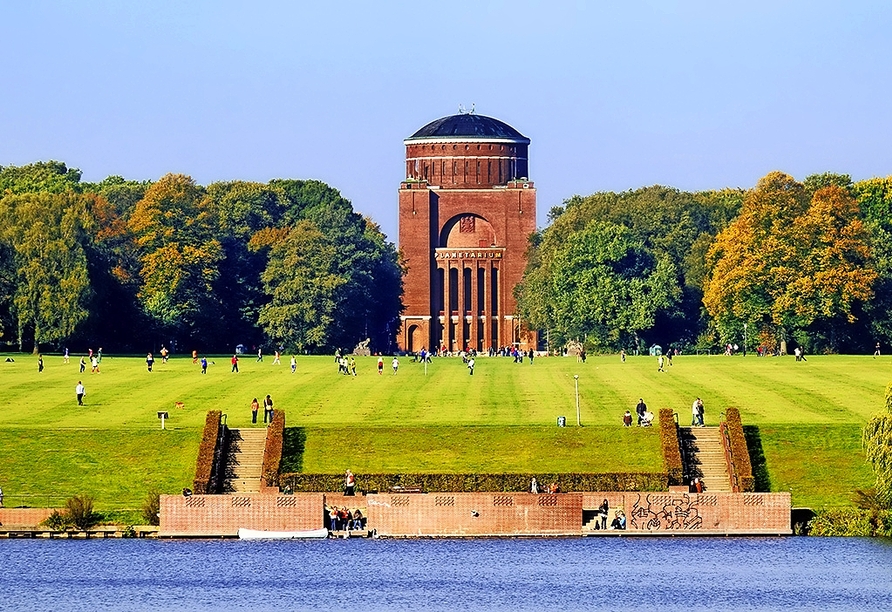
[
  {"x1": 623, "y1": 398, "x2": 654, "y2": 427},
  {"x1": 621, "y1": 397, "x2": 702, "y2": 427},
  {"x1": 589, "y1": 498, "x2": 626, "y2": 530},
  {"x1": 529, "y1": 478, "x2": 561, "y2": 494},
  {"x1": 250, "y1": 395, "x2": 275, "y2": 424},
  {"x1": 327, "y1": 505, "x2": 364, "y2": 531}
]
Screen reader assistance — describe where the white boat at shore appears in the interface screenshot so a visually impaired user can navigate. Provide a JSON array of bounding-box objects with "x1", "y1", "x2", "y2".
[{"x1": 237, "y1": 527, "x2": 329, "y2": 540}]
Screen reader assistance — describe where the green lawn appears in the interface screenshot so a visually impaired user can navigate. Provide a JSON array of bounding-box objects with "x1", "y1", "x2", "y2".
[{"x1": 0, "y1": 351, "x2": 885, "y2": 509}]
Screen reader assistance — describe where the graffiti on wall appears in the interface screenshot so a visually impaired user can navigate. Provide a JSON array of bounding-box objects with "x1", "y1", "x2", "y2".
[{"x1": 629, "y1": 493, "x2": 707, "y2": 531}]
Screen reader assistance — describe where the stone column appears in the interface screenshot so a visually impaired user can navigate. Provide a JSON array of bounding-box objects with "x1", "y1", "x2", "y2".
[
  {"x1": 442, "y1": 261, "x2": 451, "y2": 352},
  {"x1": 456, "y1": 261, "x2": 465, "y2": 351}
]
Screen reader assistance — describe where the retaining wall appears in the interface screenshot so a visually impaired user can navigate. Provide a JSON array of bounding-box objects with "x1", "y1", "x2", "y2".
[
  {"x1": 159, "y1": 493, "x2": 324, "y2": 537},
  {"x1": 157, "y1": 491, "x2": 791, "y2": 537}
]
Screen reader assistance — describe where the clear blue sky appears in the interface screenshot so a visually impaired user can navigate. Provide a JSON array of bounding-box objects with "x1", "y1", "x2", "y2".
[{"x1": 2, "y1": 1, "x2": 890, "y2": 241}]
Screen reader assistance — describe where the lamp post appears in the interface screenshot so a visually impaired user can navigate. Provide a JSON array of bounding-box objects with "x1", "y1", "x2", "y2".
[
  {"x1": 574, "y1": 375, "x2": 580, "y2": 426},
  {"x1": 743, "y1": 323, "x2": 748, "y2": 357}
]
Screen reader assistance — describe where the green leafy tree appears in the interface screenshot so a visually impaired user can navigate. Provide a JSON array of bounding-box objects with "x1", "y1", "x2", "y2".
[
  {"x1": 0, "y1": 161, "x2": 83, "y2": 195},
  {"x1": 256, "y1": 220, "x2": 346, "y2": 351},
  {"x1": 519, "y1": 220, "x2": 680, "y2": 349},
  {"x1": 864, "y1": 384, "x2": 892, "y2": 508},
  {"x1": 0, "y1": 191, "x2": 95, "y2": 351}
]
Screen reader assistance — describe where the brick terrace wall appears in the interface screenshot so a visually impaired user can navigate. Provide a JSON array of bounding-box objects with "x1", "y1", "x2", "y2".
[
  {"x1": 157, "y1": 491, "x2": 791, "y2": 537},
  {"x1": 159, "y1": 494, "x2": 323, "y2": 537},
  {"x1": 367, "y1": 492, "x2": 583, "y2": 537},
  {"x1": 0, "y1": 508, "x2": 56, "y2": 527},
  {"x1": 584, "y1": 492, "x2": 791, "y2": 534}
]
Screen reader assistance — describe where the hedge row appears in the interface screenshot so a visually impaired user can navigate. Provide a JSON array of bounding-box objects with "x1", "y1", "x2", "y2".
[
  {"x1": 192, "y1": 410, "x2": 222, "y2": 494},
  {"x1": 262, "y1": 410, "x2": 285, "y2": 487},
  {"x1": 724, "y1": 408, "x2": 754, "y2": 492},
  {"x1": 807, "y1": 508, "x2": 892, "y2": 537},
  {"x1": 659, "y1": 408, "x2": 683, "y2": 485},
  {"x1": 279, "y1": 471, "x2": 667, "y2": 493}
]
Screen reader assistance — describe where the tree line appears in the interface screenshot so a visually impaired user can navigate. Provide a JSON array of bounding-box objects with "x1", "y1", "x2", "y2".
[
  {"x1": 0, "y1": 162, "x2": 403, "y2": 354},
  {"x1": 517, "y1": 171, "x2": 892, "y2": 354}
]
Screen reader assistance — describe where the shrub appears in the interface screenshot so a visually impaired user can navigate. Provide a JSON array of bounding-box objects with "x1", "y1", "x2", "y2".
[
  {"x1": 42, "y1": 509, "x2": 71, "y2": 532},
  {"x1": 262, "y1": 410, "x2": 285, "y2": 487},
  {"x1": 807, "y1": 507, "x2": 892, "y2": 537},
  {"x1": 725, "y1": 408, "x2": 754, "y2": 492},
  {"x1": 659, "y1": 408, "x2": 683, "y2": 485},
  {"x1": 193, "y1": 410, "x2": 222, "y2": 494},
  {"x1": 142, "y1": 489, "x2": 161, "y2": 526},
  {"x1": 279, "y1": 471, "x2": 667, "y2": 493},
  {"x1": 65, "y1": 494, "x2": 97, "y2": 530}
]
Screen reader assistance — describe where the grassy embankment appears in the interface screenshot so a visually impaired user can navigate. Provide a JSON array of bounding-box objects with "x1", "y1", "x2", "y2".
[{"x1": 0, "y1": 352, "x2": 883, "y2": 510}]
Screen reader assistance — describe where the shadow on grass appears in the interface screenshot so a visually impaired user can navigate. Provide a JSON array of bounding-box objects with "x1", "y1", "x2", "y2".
[
  {"x1": 744, "y1": 425, "x2": 771, "y2": 492},
  {"x1": 281, "y1": 427, "x2": 306, "y2": 473}
]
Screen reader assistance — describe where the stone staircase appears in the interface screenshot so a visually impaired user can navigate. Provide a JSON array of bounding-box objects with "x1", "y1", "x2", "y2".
[
  {"x1": 679, "y1": 426, "x2": 732, "y2": 492},
  {"x1": 223, "y1": 428, "x2": 267, "y2": 493}
]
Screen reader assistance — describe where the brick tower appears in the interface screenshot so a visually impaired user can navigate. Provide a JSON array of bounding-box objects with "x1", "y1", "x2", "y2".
[{"x1": 396, "y1": 112, "x2": 537, "y2": 353}]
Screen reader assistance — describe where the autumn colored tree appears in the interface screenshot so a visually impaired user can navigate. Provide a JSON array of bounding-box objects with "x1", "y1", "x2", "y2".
[
  {"x1": 128, "y1": 174, "x2": 223, "y2": 344},
  {"x1": 704, "y1": 172, "x2": 875, "y2": 350},
  {"x1": 0, "y1": 191, "x2": 96, "y2": 351}
]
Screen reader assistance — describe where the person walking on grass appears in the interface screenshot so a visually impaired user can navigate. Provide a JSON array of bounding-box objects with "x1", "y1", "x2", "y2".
[
  {"x1": 391, "y1": 356, "x2": 399, "y2": 375},
  {"x1": 377, "y1": 356, "x2": 384, "y2": 375},
  {"x1": 251, "y1": 397, "x2": 260, "y2": 424},
  {"x1": 146, "y1": 353, "x2": 154, "y2": 372},
  {"x1": 38, "y1": 354, "x2": 44, "y2": 373},
  {"x1": 76, "y1": 381, "x2": 85, "y2": 406},
  {"x1": 874, "y1": 342, "x2": 881, "y2": 359},
  {"x1": 200, "y1": 356, "x2": 208, "y2": 374},
  {"x1": 468, "y1": 357, "x2": 475, "y2": 375},
  {"x1": 79, "y1": 356, "x2": 86, "y2": 373},
  {"x1": 273, "y1": 350, "x2": 281, "y2": 365},
  {"x1": 231, "y1": 354, "x2": 239, "y2": 373},
  {"x1": 290, "y1": 355, "x2": 297, "y2": 374},
  {"x1": 658, "y1": 354, "x2": 665, "y2": 372}
]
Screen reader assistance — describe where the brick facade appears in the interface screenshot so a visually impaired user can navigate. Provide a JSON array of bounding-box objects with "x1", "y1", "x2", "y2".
[
  {"x1": 0, "y1": 507, "x2": 56, "y2": 528},
  {"x1": 156, "y1": 491, "x2": 790, "y2": 537},
  {"x1": 159, "y1": 493, "x2": 323, "y2": 537},
  {"x1": 397, "y1": 115, "x2": 538, "y2": 353},
  {"x1": 367, "y1": 492, "x2": 582, "y2": 537}
]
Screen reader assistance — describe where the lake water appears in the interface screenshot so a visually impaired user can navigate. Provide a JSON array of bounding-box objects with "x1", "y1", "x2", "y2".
[{"x1": 1, "y1": 537, "x2": 890, "y2": 611}]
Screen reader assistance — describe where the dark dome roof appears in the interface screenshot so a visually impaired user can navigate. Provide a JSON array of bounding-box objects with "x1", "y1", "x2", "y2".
[{"x1": 408, "y1": 114, "x2": 529, "y2": 142}]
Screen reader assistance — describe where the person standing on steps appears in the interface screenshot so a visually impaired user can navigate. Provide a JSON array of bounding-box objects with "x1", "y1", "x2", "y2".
[
  {"x1": 263, "y1": 395, "x2": 274, "y2": 424},
  {"x1": 76, "y1": 381, "x2": 85, "y2": 405},
  {"x1": 692, "y1": 397, "x2": 705, "y2": 426},
  {"x1": 251, "y1": 397, "x2": 260, "y2": 424}
]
